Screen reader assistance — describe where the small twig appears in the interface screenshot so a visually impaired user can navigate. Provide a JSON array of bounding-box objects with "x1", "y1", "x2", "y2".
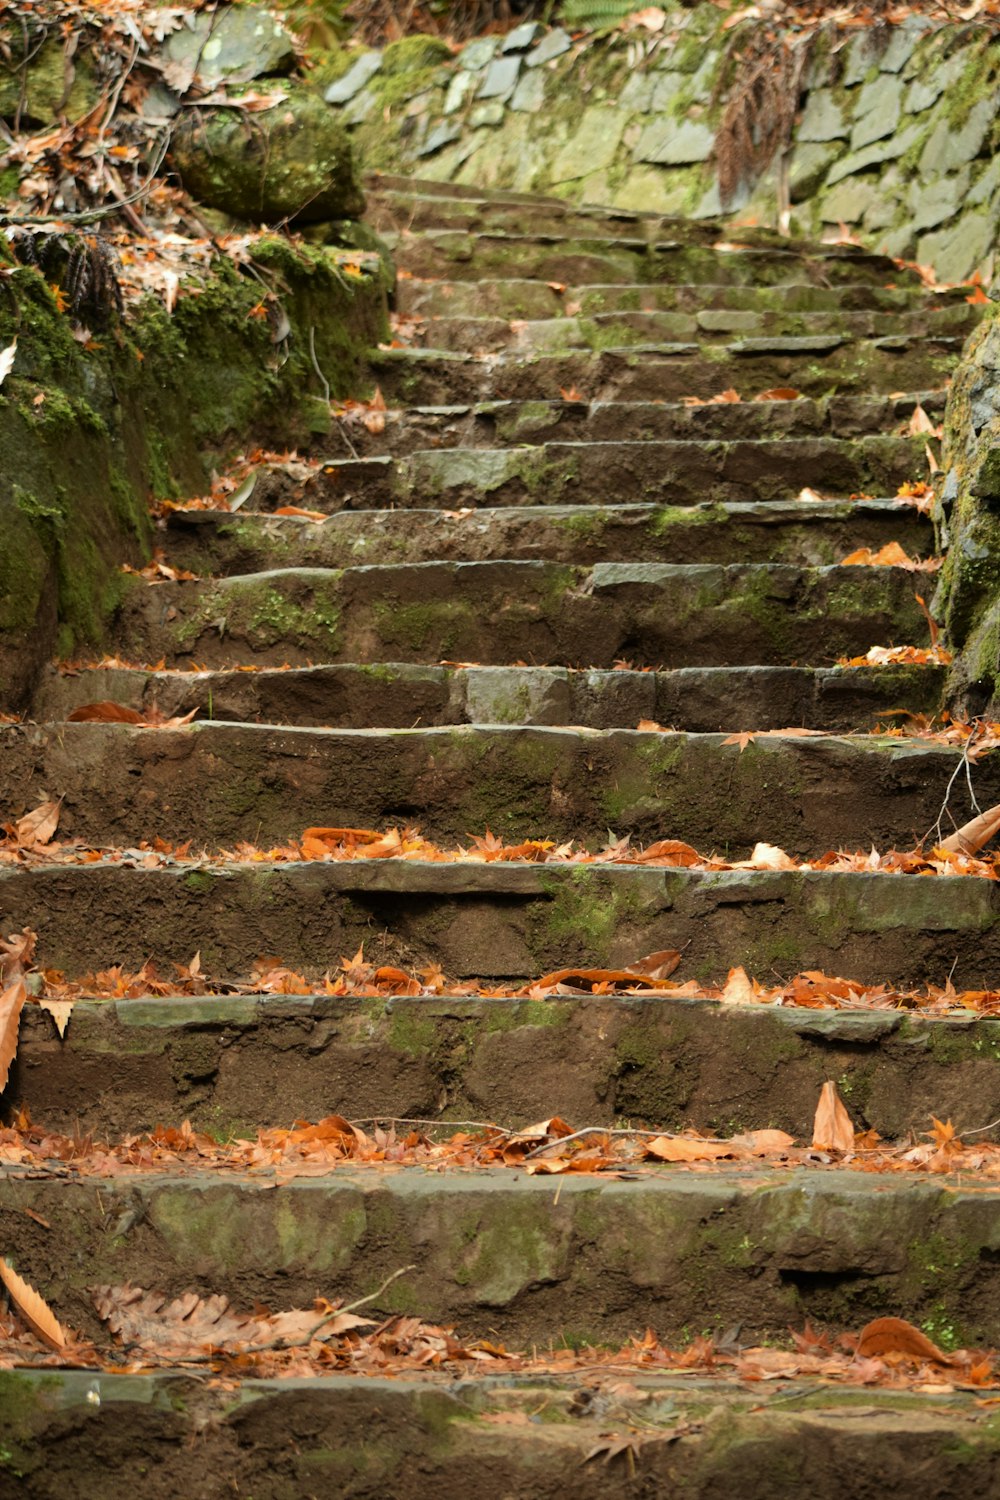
[
  {"x1": 926, "y1": 723, "x2": 984, "y2": 846},
  {"x1": 962, "y1": 1116, "x2": 1000, "y2": 1137},
  {"x1": 523, "y1": 1127, "x2": 666, "y2": 1161},
  {"x1": 308, "y1": 324, "x2": 330, "y2": 405}
]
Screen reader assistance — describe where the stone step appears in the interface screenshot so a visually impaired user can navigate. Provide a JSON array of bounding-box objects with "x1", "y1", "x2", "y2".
[
  {"x1": 243, "y1": 438, "x2": 926, "y2": 513},
  {"x1": 371, "y1": 340, "x2": 960, "y2": 404},
  {"x1": 331, "y1": 394, "x2": 946, "y2": 455},
  {"x1": 13, "y1": 988, "x2": 998, "y2": 1141},
  {"x1": 36, "y1": 660, "x2": 946, "y2": 736},
  {"x1": 389, "y1": 228, "x2": 917, "y2": 290},
  {"x1": 416, "y1": 306, "x2": 976, "y2": 355},
  {"x1": 2, "y1": 1164, "x2": 998, "y2": 1347},
  {"x1": 5, "y1": 722, "x2": 980, "y2": 853},
  {"x1": 6, "y1": 1368, "x2": 997, "y2": 1498},
  {"x1": 110, "y1": 561, "x2": 928, "y2": 670},
  {"x1": 396, "y1": 275, "x2": 968, "y2": 320},
  {"x1": 3, "y1": 860, "x2": 995, "y2": 987},
  {"x1": 160, "y1": 500, "x2": 936, "y2": 577}
]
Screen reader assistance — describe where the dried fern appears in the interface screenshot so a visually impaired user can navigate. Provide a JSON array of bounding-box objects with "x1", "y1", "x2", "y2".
[{"x1": 713, "y1": 22, "x2": 814, "y2": 209}]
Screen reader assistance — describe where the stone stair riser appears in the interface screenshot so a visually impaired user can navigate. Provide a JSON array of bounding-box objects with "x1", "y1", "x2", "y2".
[
  {"x1": 6, "y1": 722, "x2": 984, "y2": 854},
  {"x1": 3, "y1": 864, "x2": 995, "y2": 987}
]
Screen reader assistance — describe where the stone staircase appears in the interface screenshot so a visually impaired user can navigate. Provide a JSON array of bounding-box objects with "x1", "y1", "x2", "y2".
[{"x1": 4, "y1": 177, "x2": 1000, "y2": 1493}]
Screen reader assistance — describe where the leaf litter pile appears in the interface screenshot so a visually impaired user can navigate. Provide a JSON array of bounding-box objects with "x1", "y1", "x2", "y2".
[{"x1": 3, "y1": 1093, "x2": 1000, "y2": 1387}]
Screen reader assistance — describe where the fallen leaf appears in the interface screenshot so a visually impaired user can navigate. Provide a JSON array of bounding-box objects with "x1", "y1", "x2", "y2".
[
  {"x1": 0, "y1": 978, "x2": 25, "y2": 1092},
  {"x1": 0, "y1": 1256, "x2": 66, "y2": 1350},
  {"x1": 856, "y1": 1316, "x2": 954, "y2": 1365},
  {"x1": 37, "y1": 997, "x2": 74, "y2": 1039},
  {"x1": 812, "y1": 1080, "x2": 854, "y2": 1153},
  {"x1": 15, "y1": 800, "x2": 61, "y2": 847},
  {"x1": 67, "y1": 702, "x2": 145, "y2": 724},
  {"x1": 720, "y1": 966, "x2": 755, "y2": 1004}
]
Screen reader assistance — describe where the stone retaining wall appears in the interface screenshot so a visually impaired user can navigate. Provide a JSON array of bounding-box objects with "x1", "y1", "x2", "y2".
[{"x1": 324, "y1": 9, "x2": 1000, "y2": 283}]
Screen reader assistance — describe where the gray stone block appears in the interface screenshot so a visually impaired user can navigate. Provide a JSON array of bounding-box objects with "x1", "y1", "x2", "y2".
[
  {"x1": 478, "y1": 55, "x2": 520, "y2": 101},
  {"x1": 325, "y1": 51, "x2": 382, "y2": 105},
  {"x1": 509, "y1": 69, "x2": 546, "y2": 114},
  {"x1": 824, "y1": 123, "x2": 921, "y2": 186},
  {"x1": 619, "y1": 72, "x2": 656, "y2": 112},
  {"x1": 908, "y1": 170, "x2": 970, "y2": 233},
  {"x1": 502, "y1": 21, "x2": 541, "y2": 53},
  {"x1": 789, "y1": 142, "x2": 839, "y2": 202},
  {"x1": 161, "y1": 5, "x2": 295, "y2": 87},
  {"x1": 418, "y1": 121, "x2": 461, "y2": 157},
  {"x1": 651, "y1": 72, "x2": 686, "y2": 113},
  {"x1": 634, "y1": 118, "x2": 714, "y2": 166},
  {"x1": 470, "y1": 101, "x2": 504, "y2": 128},
  {"x1": 443, "y1": 70, "x2": 476, "y2": 115},
  {"x1": 461, "y1": 38, "x2": 497, "y2": 71},
  {"x1": 820, "y1": 177, "x2": 878, "y2": 224},
  {"x1": 879, "y1": 16, "x2": 934, "y2": 74},
  {"x1": 526, "y1": 29, "x2": 572, "y2": 68},
  {"x1": 917, "y1": 210, "x2": 994, "y2": 283},
  {"x1": 850, "y1": 75, "x2": 903, "y2": 150},
  {"x1": 797, "y1": 89, "x2": 847, "y2": 143},
  {"x1": 841, "y1": 32, "x2": 878, "y2": 87},
  {"x1": 920, "y1": 98, "x2": 994, "y2": 176},
  {"x1": 968, "y1": 157, "x2": 1000, "y2": 207}
]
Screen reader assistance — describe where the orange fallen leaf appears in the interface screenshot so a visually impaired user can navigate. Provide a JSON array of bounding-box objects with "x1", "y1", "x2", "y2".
[
  {"x1": 645, "y1": 1134, "x2": 738, "y2": 1162},
  {"x1": 15, "y1": 800, "x2": 61, "y2": 846},
  {"x1": 812, "y1": 1080, "x2": 854, "y2": 1152},
  {"x1": 67, "y1": 701, "x2": 144, "y2": 724},
  {"x1": 0, "y1": 1256, "x2": 66, "y2": 1350},
  {"x1": 754, "y1": 388, "x2": 801, "y2": 401},
  {"x1": 856, "y1": 1316, "x2": 953, "y2": 1365},
  {"x1": 720, "y1": 966, "x2": 755, "y2": 1004},
  {"x1": 0, "y1": 978, "x2": 25, "y2": 1092}
]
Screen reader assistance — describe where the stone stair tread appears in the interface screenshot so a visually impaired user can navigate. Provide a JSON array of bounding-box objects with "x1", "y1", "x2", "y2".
[
  {"x1": 6, "y1": 720, "x2": 982, "y2": 854},
  {"x1": 109, "y1": 559, "x2": 928, "y2": 670},
  {"x1": 415, "y1": 305, "x2": 975, "y2": 354},
  {"x1": 35, "y1": 660, "x2": 946, "y2": 734},
  {"x1": 329, "y1": 394, "x2": 946, "y2": 454},
  {"x1": 6, "y1": 1366, "x2": 999, "y2": 1496},
  {"x1": 15, "y1": 989, "x2": 1000, "y2": 1140},
  {"x1": 4, "y1": 861, "x2": 995, "y2": 986},
  {"x1": 161, "y1": 498, "x2": 936, "y2": 574},
  {"x1": 1, "y1": 1163, "x2": 997, "y2": 1346},
  {"x1": 244, "y1": 436, "x2": 924, "y2": 512},
  {"x1": 371, "y1": 343, "x2": 959, "y2": 402},
  {"x1": 397, "y1": 276, "x2": 970, "y2": 319}
]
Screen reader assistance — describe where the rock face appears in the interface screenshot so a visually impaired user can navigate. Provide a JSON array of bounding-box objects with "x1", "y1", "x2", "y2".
[
  {"x1": 171, "y1": 86, "x2": 365, "y2": 223},
  {"x1": 326, "y1": 8, "x2": 1000, "y2": 282},
  {"x1": 934, "y1": 309, "x2": 1000, "y2": 709}
]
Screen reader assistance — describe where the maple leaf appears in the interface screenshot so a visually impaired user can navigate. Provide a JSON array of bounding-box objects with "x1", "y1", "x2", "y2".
[
  {"x1": 722, "y1": 730, "x2": 755, "y2": 751},
  {"x1": 811, "y1": 1081, "x2": 854, "y2": 1153}
]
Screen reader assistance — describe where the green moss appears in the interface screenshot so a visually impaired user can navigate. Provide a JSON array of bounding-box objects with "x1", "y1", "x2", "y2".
[{"x1": 381, "y1": 36, "x2": 452, "y2": 74}]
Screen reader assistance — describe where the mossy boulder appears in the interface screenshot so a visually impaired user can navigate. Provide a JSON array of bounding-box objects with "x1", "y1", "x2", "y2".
[
  {"x1": 0, "y1": 37, "x2": 99, "y2": 125},
  {"x1": 170, "y1": 86, "x2": 364, "y2": 224}
]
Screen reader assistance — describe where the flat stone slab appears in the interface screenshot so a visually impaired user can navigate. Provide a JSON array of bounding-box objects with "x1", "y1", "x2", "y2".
[
  {"x1": 259, "y1": 436, "x2": 923, "y2": 511},
  {"x1": 3, "y1": 722, "x2": 987, "y2": 854},
  {"x1": 2, "y1": 861, "x2": 998, "y2": 987},
  {"x1": 157, "y1": 498, "x2": 936, "y2": 576},
  {"x1": 5, "y1": 1368, "x2": 1000, "y2": 1499},
  {"x1": 371, "y1": 340, "x2": 961, "y2": 404},
  {"x1": 35, "y1": 658, "x2": 946, "y2": 735},
  {"x1": 12, "y1": 989, "x2": 1000, "y2": 1142},
  {"x1": 4, "y1": 1166, "x2": 1000, "y2": 1345},
  {"x1": 107, "y1": 560, "x2": 927, "y2": 669}
]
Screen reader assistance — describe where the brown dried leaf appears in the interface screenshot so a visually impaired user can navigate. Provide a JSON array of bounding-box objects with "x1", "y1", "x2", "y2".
[
  {"x1": 856, "y1": 1316, "x2": 953, "y2": 1365},
  {"x1": 67, "y1": 701, "x2": 144, "y2": 724},
  {"x1": 0, "y1": 978, "x2": 26, "y2": 1092},
  {"x1": 0, "y1": 1256, "x2": 67, "y2": 1350},
  {"x1": 36, "y1": 997, "x2": 74, "y2": 1039},
  {"x1": 812, "y1": 1080, "x2": 854, "y2": 1152},
  {"x1": 15, "y1": 800, "x2": 61, "y2": 846}
]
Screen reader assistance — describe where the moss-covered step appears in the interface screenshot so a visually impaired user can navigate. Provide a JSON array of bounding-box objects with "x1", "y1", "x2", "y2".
[
  {"x1": 398, "y1": 275, "x2": 971, "y2": 321},
  {"x1": 159, "y1": 500, "x2": 936, "y2": 578},
  {"x1": 34, "y1": 660, "x2": 946, "y2": 737},
  {"x1": 5, "y1": 721, "x2": 989, "y2": 854},
  {"x1": 13, "y1": 989, "x2": 1000, "y2": 1141},
  {"x1": 268, "y1": 437, "x2": 924, "y2": 511},
  {"x1": 5, "y1": 1369, "x2": 999, "y2": 1500},
  {"x1": 419, "y1": 306, "x2": 977, "y2": 356},
  {"x1": 107, "y1": 560, "x2": 928, "y2": 670},
  {"x1": 3, "y1": 1165, "x2": 1000, "y2": 1346},
  {"x1": 370, "y1": 339, "x2": 962, "y2": 405},
  {"x1": 331, "y1": 393, "x2": 948, "y2": 456},
  {"x1": 389, "y1": 229, "x2": 922, "y2": 291},
  {"x1": 3, "y1": 860, "x2": 999, "y2": 987}
]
